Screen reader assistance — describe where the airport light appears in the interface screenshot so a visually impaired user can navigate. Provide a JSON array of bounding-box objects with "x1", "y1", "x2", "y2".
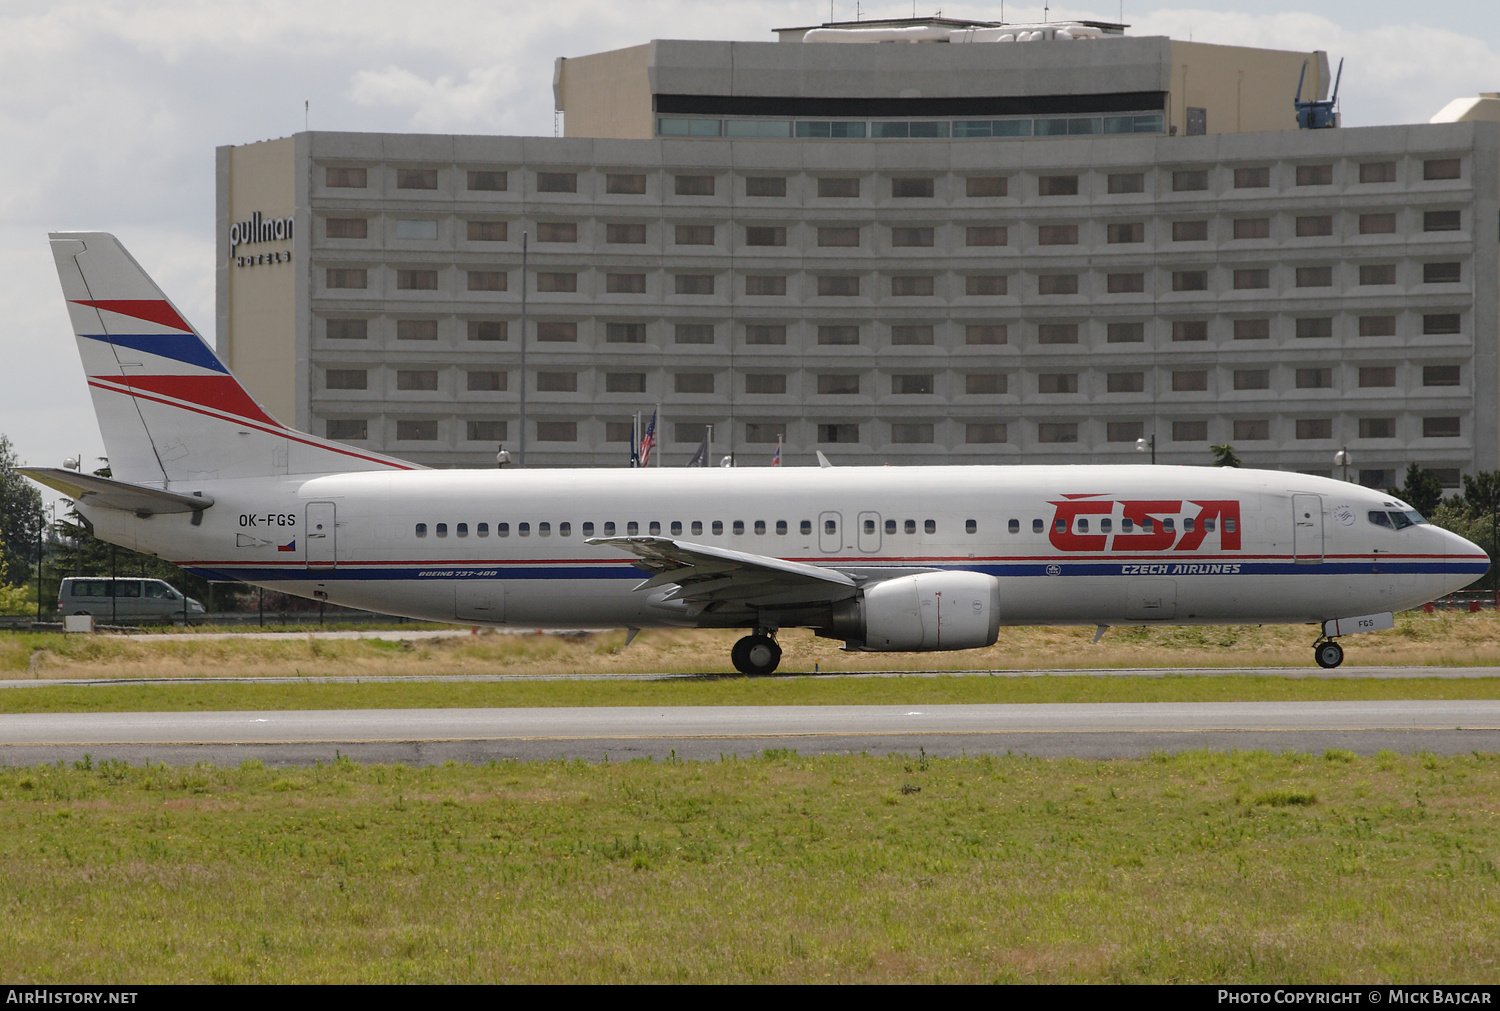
[{"x1": 1335, "y1": 447, "x2": 1352, "y2": 482}]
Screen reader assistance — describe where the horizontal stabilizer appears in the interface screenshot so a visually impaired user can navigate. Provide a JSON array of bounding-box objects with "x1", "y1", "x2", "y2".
[{"x1": 19, "y1": 467, "x2": 213, "y2": 516}]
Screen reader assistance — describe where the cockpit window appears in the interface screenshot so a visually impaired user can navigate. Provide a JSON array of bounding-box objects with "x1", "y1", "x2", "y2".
[
  {"x1": 1368, "y1": 510, "x2": 1394, "y2": 529},
  {"x1": 1370, "y1": 509, "x2": 1427, "y2": 530}
]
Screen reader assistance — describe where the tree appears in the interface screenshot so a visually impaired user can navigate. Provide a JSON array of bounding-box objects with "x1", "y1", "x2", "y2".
[
  {"x1": 1209, "y1": 444, "x2": 1241, "y2": 468},
  {"x1": 1393, "y1": 463, "x2": 1444, "y2": 517},
  {"x1": 0, "y1": 434, "x2": 43, "y2": 588}
]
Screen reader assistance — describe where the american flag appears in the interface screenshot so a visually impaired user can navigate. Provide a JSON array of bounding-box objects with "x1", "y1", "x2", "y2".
[
  {"x1": 638, "y1": 409, "x2": 658, "y2": 467},
  {"x1": 771, "y1": 437, "x2": 782, "y2": 467}
]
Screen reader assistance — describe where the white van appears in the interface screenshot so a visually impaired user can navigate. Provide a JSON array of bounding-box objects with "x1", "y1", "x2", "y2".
[{"x1": 58, "y1": 577, "x2": 206, "y2": 623}]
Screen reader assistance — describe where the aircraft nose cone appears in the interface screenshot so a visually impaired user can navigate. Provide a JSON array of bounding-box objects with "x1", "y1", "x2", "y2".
[{"x1": 1443, "y1": 527, "x2": 1490, "y2": 587}]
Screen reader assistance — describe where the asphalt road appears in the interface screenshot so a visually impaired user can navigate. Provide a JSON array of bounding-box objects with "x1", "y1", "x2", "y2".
[{"x1": 2, "y1": 700, "x2": 1497, "y2": 766}]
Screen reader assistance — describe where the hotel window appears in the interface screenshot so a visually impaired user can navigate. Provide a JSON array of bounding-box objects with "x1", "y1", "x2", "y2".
[
  {"x1": 1172, "y1": 321, "x2": 1207, "y2": 342},
  {"x1": 1172, "y1": 169, "x2": 1208, "y2": 191},
  {"x1": 817, "y1": 177, "x2": 860, "y2": 198},
  {"x1": 818, "y1": 276, "x2": 860, "y2": 296},
  {"x1": 1296, "y1": 164, "x2": 1333, "y2": 186},
  {"x1": 1108, "y1": 172, "x2": 1145, "y2": 194},
  {"x1": 1233, "y1": 218, "x2": 1270, "y2": 240},
  {"x1": 1423, "y1": 313, "x2": 1461, "y2": 334},
  {"x1": 396, "y1": 420, "x2": 438, "y2": 440},
  {"x1": 966, "y1": 374, "x2": 1006, "y2": 394},
  {"x1": 1233, "y1": 166, "x2": 1269, "y2": 188},
  {"x1": 1296, "y1": 419, "x2": 1333, "y2": 440},
  {"x1": 1359, "y1": 316, "x2": 1395, "y2": 337},
  {"x1": 675, "y1": 275, "x2": 714, "y2": 295},
  {"x1": 1038, "y1": 274, "x2": 1078, "y2": 295},
  {"x1": 324, "y1": 369, "x2": 367, "y2": 390},
  {"x1": 1107, "y1": 322, "x2": 1144, "y2": 343},
  {"x1": 1173, "y1": 421, "x2": 1208, "y2": 442},
  {"x1": 966, "y1": 423, "x2": 1006, "y2": 443},
  {"x1": 1423, "y1": 417, "x2": 1461, "y2": 438},
  {"x1": 1107, "y1": 273, "x2": 1144, "y2": 293},
  {"x1": 1424, "y1": 159, "x2": 1461, "y2": 180},
  {"x1": 817, "y1": 374, "x2": 860, "y2": 395},
  {"x1": 1234, "y1": 420, "x2": 1269, "y2": 441},
  {"x1": 326, "y1": 419, "x2": 368, "y2": 440},
  {"x1": 744, "y1": 275, "x2": 786, "y2": 296},
  {"x1": 745, "y1": 226, "x2": 786, "y2": 246},
  {"x1": 817, "y1": 226, "x2": 860, "y2": 247},
  {"x1": 1172, "y1": 271, "x2": 1208, "y2": 292},
  {"x1": 467, "y1": 421, "x2": 507, "y2": 441},
  {"x1": 892, "y1": 177, "x2": 934, "y2": 198},
  {"x1": 966, "y1": 226, "x2": 1007, "y2": 246},
  {"x1": 326, "y1": 268, "x2": 367, "y2": 289},
  {"x1": 891, "y1": 226, "x2": 935, "y2": 247},
  {"x1": 1037, "y1": 175, "x2": 1078, "y2": 196},
  {"x1": 1424, "y1": 210, "x2": 1461, "y2": 232},
  {"x1": 1107, "y1": 422, "x2": 1144, "y2": 442},
  {"x1": 325, "y1": 218, "x2": 367, "y2": 239},
  {"x1": 535, "y1": 422, "x2": 578, "y2": 442},
  {"x1": 1037, "y1": 224, "x2": 1078, "y2": 245},
  {"x1": 605, "y1": 223, "x2": 646, "y2": 244},
  {"x1": 606, "y1": 173, "x2": 646, "y2": 194},
  {"x1": 537, "y1": 222, "x2": 578, "y2": 243},
  {"x1": 1037, "y1": 323, "x2": 1078, "y2": 345},
  {"x1": 745, "y1": 422, "x2": 787, "y2": 442},
  {"x1": 1423, "y1": 366, "x2": 1461, "y2": 387},
  {"x1": 1107, "y1": 372, "x2": 1144, "y2": 393},
  {"x1": 675, "y1": 324, "x2": 713, "y2": 344},
  {"x1": 818, "y1": 424, "x2": 859, "y2": 443},
  {"x1": 465, "y1": 321, "x2": 507, "y2": 340},
  {"x1": 1233, "y1": 370, "x2": 1269, "y2": 391},
  {"x1": 1296, "y1": 318, "x2": 1333, "y2": 339},
  {"x1": 325, "y1": 167, "x2": 366, "y2": 188},
  {"x1": 966, "y1": 176, "x2": 1006, "y2": 197},
  {"x1": 536, "y1": 372, "x2": 578, "y2": 393},
  {"x1": 536, "y1": 272, "x2": 577, "y2": 293},
  {"x1": 966, "y1": 324, "x2": 1007, "y2": 345},
  {"x1": 396, "y1": 320, "x2": 437, "y2": 341},
  {"x1": 326, "y1": 319, "x2": 368, "y2": 340},
  {"x1": 1359, "y1": 213, "x2": 1396, "y2": 234},
  {"x1": 1359, "y1": 162, "x2": 1396, "y2": 184},
  {"x1": 607, "y1": 273, "x2": 646, "y2": 293},
  {"x1": 396, "y1": 168, "x2": 437, "y2": 190},
  {"x1": 605, "y1": 322, "x2": 646, "y2": 343},
  {"x1": 1036, "y1": 423, "x2": 1078, "y2": 443},
  {"x1": 536, "y1": 321, "x2": 578, "y2": 342},
  {"x1": 1423, "y1": 263, "x2": 1461, "y2": 284},
  {"x1": 1358, "y1": 367, "x2": 1396, "y2": 388},
  {"x1": 675, "y1": 174, "x2": 714, "y2": 196},
  {"x1": 606, "y1": 373, "x2": 646, "y2": 393},
  {"x1": 536, "y1": 172, "x2": 577, "y2": 193},
  {"x1": 467, "y1": 271, "x2": 506, "y2": 292},
  {"x1": 675, "y1": 224, "x2": 715, "y2": 245},
  {"x1": 1295, "y1": 266, "x2": 1333, "y2": 287},
  {"x1": 467, "y1": 371, "x2": 505, "y2": 392},
  {"x1": 745, "y1": 176, "x2": 786, "y2": 197},
  {"x1": 467, "y1": 220, "x2": 507, "y2": 241},
  {"x1": 397, "y1": 269, "x2": 438, "y2": 290},
  {"x1": 397, "y1": 370, "x2": 438, "y2": 391},
  {"x1": 1359, "y1": 264, "x2": 1396, "y2": 286},
  {"x1": 891, "y1": 374, "x2": 933, "y2": 395},
  {"x1": 1172, "y1": 370, "x2": 1208, "y2": 392},
  {"x1": 890, "y1": 423, "x2": 934, "y2": 443},
  {"x1": 1295, "y1": 216, "x2": 1333, "y2": 237},
  {"x1": 1037, "y1": 373, "x2": 1078, "y2": 394},
  {"x1": 1172, "y1": 220, "x2": 1208, "y2": 241},
  {"x1": 966, "y1": 275, "x2": 1006, "y2": 296},
  {"x1": 675, "y1": 373, "x2": 715, "y2": 394},
  {"x1": 745, "y1": 374, "x2": 786, "y2": 395},
  {"x1": 1233, "y1": 319, "x2": 1269, "y2": 340},
  {"x1": 1233, "y1": 269, "x2": 1269, "y2": 290},
  {"x1": 745, "y1": 325, "x2": 786, "y2": 345},
  {"x1": 1359, "y1": 418, "x2": 1396, "y2": 439},
  {"x1": 1107, "y1": 222, "x2": 1144, "y2": 243},
  {"x1": 467, "y1": 170, "x2": 507, "y2": 191},
  {"x1": 1296, "y1": 368, "x2": 1333, "y2": 389},
  {"x1": 889, "y1": 325, "x2": 934, "y2": 346}
]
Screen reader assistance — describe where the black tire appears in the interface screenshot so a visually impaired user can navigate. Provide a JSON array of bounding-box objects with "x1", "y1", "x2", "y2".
[
  {"x1": 1314, "y1": 641, "x2": 1344, "y2": 669},
  {"x1": 731, "y1": 634, "x2": 782, "y2": 676}
]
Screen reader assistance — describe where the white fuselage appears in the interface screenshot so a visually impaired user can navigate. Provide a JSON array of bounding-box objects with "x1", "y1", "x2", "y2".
[{"x1": 81, "y1": 465, "x2": 1487, "y2": 632}]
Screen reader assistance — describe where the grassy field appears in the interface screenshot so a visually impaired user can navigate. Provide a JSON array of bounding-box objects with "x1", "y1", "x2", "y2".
[
  {"x1": 1, "y1": 750, "x2": 1496, "y2": 984},
  {"x1": 8, "y1": 610, "x2": 1500, "y2": 682}
]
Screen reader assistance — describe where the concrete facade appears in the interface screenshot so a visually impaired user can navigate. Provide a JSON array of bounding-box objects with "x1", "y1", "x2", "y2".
[{"x1": 216, "y1": 120, "x2": 1498, "y2": 483}]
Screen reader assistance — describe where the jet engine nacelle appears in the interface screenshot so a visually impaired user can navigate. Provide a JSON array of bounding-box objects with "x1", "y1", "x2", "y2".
[{"x1": 828, "y1": 571, "x2": 1002, "y2": 651}]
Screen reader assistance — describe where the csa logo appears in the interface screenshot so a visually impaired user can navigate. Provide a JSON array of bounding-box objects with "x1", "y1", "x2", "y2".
[
  {"x1": 1048, "y1": 496, "x2": 1242, "y2": 553},
  {"x1": 1045, "y1": 563, "x2": 1062, "y2": 576}
]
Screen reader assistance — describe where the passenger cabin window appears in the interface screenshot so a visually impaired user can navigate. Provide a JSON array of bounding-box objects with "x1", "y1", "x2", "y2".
[
  {"x1": 1032, "y1": 519, "x2": 1044, "y2": 533},
  {"x1": 456, "y1": 523, "x2": 468, "y2": 537},
  {"x1": 925, "y1": 520, "x2": 936, "y2": 534},
  {"x1": 518, "y1": 523, "x2": 530, "y2": 536},
  {"x1": 906, "y1": 520, "x2": 917, "y2": 534},
  {"x1": 734, "y1": 521, "x2": 745, "y2": 535},
  {"x1": 603, "y1": 522, "x2": 615, "y2": 536},
  {"x1": 627, "y1": 522, "x2": 639, "y2": 535},
  {"x1": 713, "y1": 521, "x2": 724, "y2": 535},
  {"x1": 692, "y1": 521, "x2": 703, "y2": 535},
  {"x1": 671, "y1": 521, "x2": 682, "y2": 535},
  {"x1": 649, "y1": 521, "x2": 660, "y2": 535},
  {"x1": 478, "y1": 523, "x2": 489, "y2": 536},
  {"x1": 800, "y1": 521, "x2": 812, "y2": 535},
  {"x1": 965, "y1": 519, "x2": 977, "y2": 534},
  {"x1": 498, "y1": 523, "x2": 510, "y2": 536},
  {"x1": 415, "y1": 523, "x2": 427, "y2": 537}
]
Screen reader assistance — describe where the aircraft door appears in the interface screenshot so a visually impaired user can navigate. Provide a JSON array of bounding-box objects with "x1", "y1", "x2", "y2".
[
  {"x1": 1293, "y1": 494, "x2": 1324, "y2": 563},
  {"x1": 857, "y1": 511, "x2": 882, "y2": 553},
  {"x1": 306, "y1": 502, "x2": 337, "y2": 569},
  {"x1": 819, "y1": 511, "x2": 843, "y2": 553}
]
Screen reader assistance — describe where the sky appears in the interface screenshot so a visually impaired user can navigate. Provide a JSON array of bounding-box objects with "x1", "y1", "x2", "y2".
[{"x1": 1, "y1": 0, "x2": 1496, "y2": 500}]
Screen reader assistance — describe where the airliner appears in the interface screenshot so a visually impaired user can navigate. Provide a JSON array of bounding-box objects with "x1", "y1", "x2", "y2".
[{"x1": 22, "y1": 233, "x2": 1490, "y2": 674}]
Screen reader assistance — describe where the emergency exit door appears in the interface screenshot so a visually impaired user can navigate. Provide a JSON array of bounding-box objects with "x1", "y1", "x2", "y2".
[{"x1": 1292, "y1": 494, "x2": 1324, "y2": 563}]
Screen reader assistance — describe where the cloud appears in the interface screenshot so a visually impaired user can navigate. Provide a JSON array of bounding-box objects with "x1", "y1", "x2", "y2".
[{"x1": 348, "y1": 65, "x2": 525, "y2": 133}]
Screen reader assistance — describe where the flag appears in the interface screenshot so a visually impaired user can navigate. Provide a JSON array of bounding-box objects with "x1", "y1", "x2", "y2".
[
  {"x1": 687, "y1": 433, "x2": 710, "y2": 467},
  {"x1": 638, "y1": 409, "x2": 657, "y2": 467},
  {"x1": 771, "y1": 437, "x2": 782, "y2": 467},
  {"x1": 277, "y1": 539, "x2": 296, "y2": 552}
]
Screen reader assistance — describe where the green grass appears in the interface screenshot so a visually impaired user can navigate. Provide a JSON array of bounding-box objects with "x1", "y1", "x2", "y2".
[
  {"x1": 4, "y1": 673, "x2": 1500, "y2": 714},
  {"x1": 1, "y1": 750, "x2": 1497, "y2": 983}
]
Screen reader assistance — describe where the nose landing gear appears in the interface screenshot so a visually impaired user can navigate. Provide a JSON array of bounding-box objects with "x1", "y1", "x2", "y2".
[
  {"x1": 731, "y1": 631, "x2": 782, "y2": 676},
  {"x1": 1313, "y1": 638, "x2": 1345, "y2": 669}
]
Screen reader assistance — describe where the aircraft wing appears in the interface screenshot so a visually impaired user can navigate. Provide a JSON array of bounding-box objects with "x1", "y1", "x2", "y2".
[
  {"x1": 587, "y1": 535, "x2": 859, "y2": 610},
  {"x1": 19, "y1": 467, "x2": 214, "y2": 515}
]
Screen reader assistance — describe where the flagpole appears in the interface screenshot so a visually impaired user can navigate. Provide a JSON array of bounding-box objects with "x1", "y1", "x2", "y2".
[
  {"x1": 517, "y1": 230, "x2": 528, "y2": 468},
  {"x1": 655, "y1": 403, "x2": 662, "y2": 467}
]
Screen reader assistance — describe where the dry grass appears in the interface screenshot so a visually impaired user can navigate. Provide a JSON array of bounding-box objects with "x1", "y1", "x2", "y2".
[
  {"x1": 1, "y1": 750, "x2": 1497, "y2": 983},
  {"x1": 5, "y1": 610, "x2": 1500, "y2": 681}
]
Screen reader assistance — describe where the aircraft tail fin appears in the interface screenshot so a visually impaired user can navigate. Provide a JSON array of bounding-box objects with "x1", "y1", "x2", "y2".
[{"x1": 49, "y1": 232, "x2": 416, "y2": 485}]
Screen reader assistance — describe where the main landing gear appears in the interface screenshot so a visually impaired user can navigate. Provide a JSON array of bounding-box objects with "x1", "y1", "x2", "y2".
[
  {"x1": 731, "y1": 631, "x2": 782, "y2": 676},
  {"x1": 1313, "y1": 638, "x2": 1345, "y2": 669}
]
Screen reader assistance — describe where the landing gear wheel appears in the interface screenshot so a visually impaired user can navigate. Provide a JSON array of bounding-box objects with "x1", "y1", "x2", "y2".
[
  {"x1": 731, "y1": 634, "x2": 782, "y2": 676},
  {"x1": 1314, "y1": 640, "x2": 1345, "y2": 669}
]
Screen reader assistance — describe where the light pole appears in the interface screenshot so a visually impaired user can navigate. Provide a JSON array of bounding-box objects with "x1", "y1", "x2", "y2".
[
  {"x1": 1334, "y1": 447, "x2": 1352, "y2": 483},
  {"x1": 1135, "y1": 434, "x2": 1156, "y2": 464}
]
